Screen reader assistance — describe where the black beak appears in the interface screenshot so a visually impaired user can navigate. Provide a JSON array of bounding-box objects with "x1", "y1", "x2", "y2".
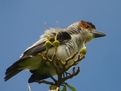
[{"x1": 93, "y1": 31, "x2": 106, "y2": 38}]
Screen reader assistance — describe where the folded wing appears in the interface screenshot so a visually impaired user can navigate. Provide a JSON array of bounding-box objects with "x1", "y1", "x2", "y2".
[{"x1": 4, "y1": 30, "x2": 71, "y2": 81}]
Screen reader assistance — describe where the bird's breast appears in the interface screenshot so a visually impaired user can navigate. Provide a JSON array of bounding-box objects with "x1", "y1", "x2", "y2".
[{"x1": 47, "y1": 37, "x2": 83, "y2": 64}]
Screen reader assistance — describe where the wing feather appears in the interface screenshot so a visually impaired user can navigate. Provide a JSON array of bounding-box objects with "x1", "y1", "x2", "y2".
[
  {"x1": 4, "y1": 29, "x2": 72, "y2": 81},
  {"x1": 23, "y1": 31, "x2": 71, "y2": 57}
]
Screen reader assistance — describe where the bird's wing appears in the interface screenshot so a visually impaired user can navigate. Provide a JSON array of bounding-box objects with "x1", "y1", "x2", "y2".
[
  {"x1": 23, "y1": 31, "x2": 71, "y2": 56},
  {"x1": 4, "y1": 30, "x2": 71, "y2": 81}
]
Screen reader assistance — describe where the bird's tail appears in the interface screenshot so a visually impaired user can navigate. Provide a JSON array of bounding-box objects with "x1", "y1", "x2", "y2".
[
  {"x1": 4, "y1": 57, "x2": 29, "y2": 81},
  {"x1": 4, "y1": 60, "x2": 23, "y2": 81}
]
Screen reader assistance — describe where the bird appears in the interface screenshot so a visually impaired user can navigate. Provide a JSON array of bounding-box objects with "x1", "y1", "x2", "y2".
[{"x1": 4, "y1": 20, "x2": 106, "y2": 83}]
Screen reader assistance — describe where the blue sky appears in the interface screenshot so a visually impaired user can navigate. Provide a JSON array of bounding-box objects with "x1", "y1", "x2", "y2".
[{"x1": 0, "y1": 0, "x2": 121, "y2": 91}]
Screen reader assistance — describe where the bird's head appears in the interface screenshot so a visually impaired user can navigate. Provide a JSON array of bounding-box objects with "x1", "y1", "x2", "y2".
[{"x1": 77, "y1": 20, "x2": 106, "y2": 42}]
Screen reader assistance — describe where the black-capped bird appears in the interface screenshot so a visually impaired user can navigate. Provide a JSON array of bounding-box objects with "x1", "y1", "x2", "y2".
[{"x1": 4, "y1": 20, "x2": 106, "y2": 83}]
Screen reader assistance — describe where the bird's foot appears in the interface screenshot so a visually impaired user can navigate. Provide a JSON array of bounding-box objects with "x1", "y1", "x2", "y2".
[{"x1": 61, "y1": 67, "x2": 80, "y2": 83}]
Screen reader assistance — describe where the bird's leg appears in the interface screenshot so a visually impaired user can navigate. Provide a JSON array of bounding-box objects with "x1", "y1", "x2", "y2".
[{"x1": 59, "y1": 67, "x2": 80, "y2": 85}]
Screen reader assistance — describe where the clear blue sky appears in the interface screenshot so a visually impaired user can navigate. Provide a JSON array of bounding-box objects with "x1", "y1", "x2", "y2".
[{"x1": 0, "y1": 0, "x2": 121, "y2": 91}]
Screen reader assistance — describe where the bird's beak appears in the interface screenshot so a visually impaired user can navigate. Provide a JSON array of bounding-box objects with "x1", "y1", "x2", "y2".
[{"x1": 93, "y1": 31, "x2": 106, "y2": 38}]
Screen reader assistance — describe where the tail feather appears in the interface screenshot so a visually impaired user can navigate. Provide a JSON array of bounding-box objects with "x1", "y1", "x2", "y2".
[
  {"x1": 4, "y1": 68, "x2": 22, "y2": 81},
  {"x1": 4, "y1": 60, "x2": 23, "y2": 81},
  {"x1": 4, "y1": 57, "x2": 30, "y2": 81}
]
